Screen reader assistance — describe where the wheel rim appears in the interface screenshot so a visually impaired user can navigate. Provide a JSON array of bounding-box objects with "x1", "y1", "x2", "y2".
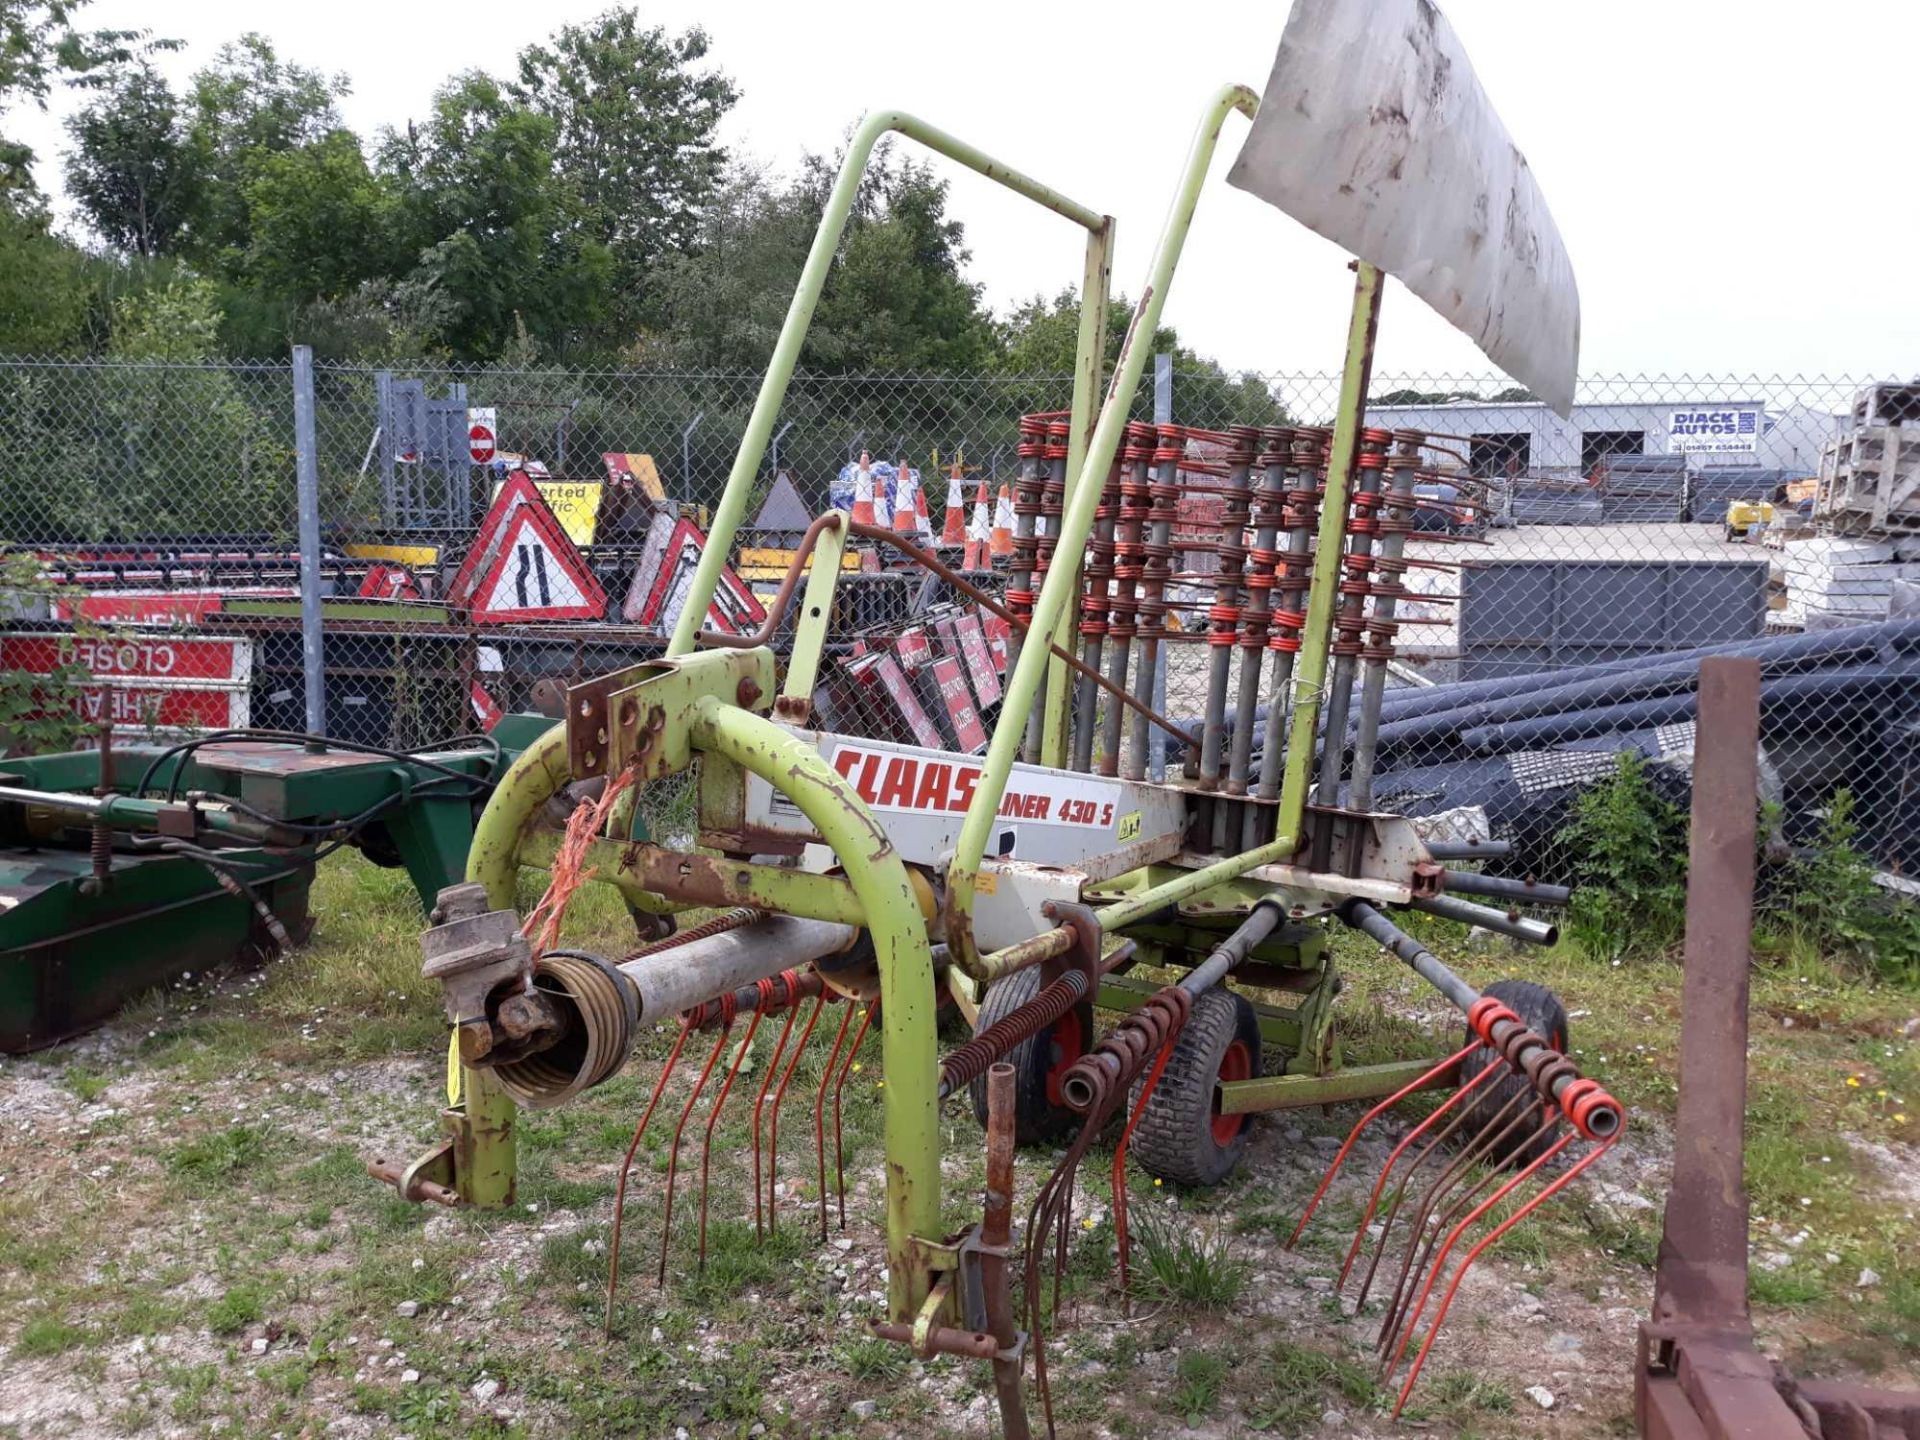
[
  {"x1": 1043, "y1": 1008, "x2": 1088, "y2": 1109},
  {"x1": 1211, "y1": 1039, "x2": 1252, "y2": 1147}
]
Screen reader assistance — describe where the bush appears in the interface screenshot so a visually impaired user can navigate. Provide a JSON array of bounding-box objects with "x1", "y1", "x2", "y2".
[
  {"x1": 1762, "y1": 791, "x2": 1920, "y2": 987},
  {"x1": 1555, "y1": 752, "x2": 1689, "y2": 962}
]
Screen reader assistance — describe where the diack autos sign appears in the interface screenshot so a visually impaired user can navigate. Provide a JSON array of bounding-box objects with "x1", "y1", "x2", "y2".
[{"x1": 1667, "y1": 406, "x2": 1762, "y2": 454}]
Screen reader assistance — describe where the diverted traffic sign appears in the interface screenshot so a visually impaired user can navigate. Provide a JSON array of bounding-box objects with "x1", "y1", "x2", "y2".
[{"x1": 468, "y1": 406, "x2": 498, "y2": 465}]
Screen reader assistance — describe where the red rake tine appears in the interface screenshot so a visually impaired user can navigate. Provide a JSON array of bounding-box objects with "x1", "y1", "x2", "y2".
[
  {"x1": 1383, "y1": 1128, "x2": 1577, "y2": 1378},
  {"x1": 697, "y1": 1005, "x2": 763, "y2": 1273},
  {"x1": 1288, "y1": 1040, "x2": 1479, "y2": 1248},
  {"x1": 1112, "y1": 1035, "x2": 1177, "y2": 1313},
  {"x1": 832, "y1": 1001, "x2": 878, "y2": 1231},
  {"x1": 605, "y1": 1016, "x2": 693, "y2": 1333},
  {"x1": 1392, "y1": 1137, "x2": 1619, "y2": 1417},
  {"x1": 765, "y1": 992, "x2": 828, "y2": 1233},
  {"x1": 749, "y1": 972, "x2": 804, "y2": 1239},
  {"x1": 1335, "y1": 1053, "x2": 1507, "y2": 1289},
  {"x1": 657, "y1": 1020, "x2": 732, "y2": 1285},
  {"x1": 1373, "y1": 1099, "x2": 1548, "y2": 1357},
  {"x1": 1358, "y1": 1086, "x2": 1538, "y2": 1312},
  {"x1": 813, "y1": 1000, "x2": 857, "y2": 1241}
]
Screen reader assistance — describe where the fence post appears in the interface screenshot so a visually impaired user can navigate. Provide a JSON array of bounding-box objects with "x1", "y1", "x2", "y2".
[
  {"x1": 291, "y1": 345, "x2": 326, "y2": 743},
  {"x1": 1149, "y1": 353, "x2": 1173, "y2": 780}
]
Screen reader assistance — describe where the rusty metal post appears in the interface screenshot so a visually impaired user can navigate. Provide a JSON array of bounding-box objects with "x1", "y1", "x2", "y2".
[
  {"x1": 1654, "y1": 656, "x2": 1762, "y2": 1328},
  {"x1": 983, "y1": 1062, "x2": 1031, "y2": 1440}
]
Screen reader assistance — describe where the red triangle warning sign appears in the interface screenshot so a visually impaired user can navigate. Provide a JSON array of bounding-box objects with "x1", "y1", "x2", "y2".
[
  {"x1": 465, "y1": 499, "x2": 606, "y2": 624},
  {"x1": 446, "y1": 470, "x2": 548, "y2": 610}
]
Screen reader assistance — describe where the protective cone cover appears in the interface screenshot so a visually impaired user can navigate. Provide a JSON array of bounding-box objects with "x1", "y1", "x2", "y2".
[{"x1": 1227, "y1": 0, "x2": 1579, "y2": 417}]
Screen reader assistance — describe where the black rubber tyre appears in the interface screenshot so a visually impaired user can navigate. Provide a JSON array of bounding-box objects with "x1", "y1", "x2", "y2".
[
  {"x1": 968, "y1": 966, "x2": 1090, "y2": 1146},
  {"x1": 1130, "y1": 989, "x2": 1263, "y2": 1188},
  {"x1": 1459, "y1": 978, "x2": 1570, "y2": 1167}
]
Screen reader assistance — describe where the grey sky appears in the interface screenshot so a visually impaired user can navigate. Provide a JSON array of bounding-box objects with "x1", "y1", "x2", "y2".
[{"x1": 11, "y1": 0, "x2": 1916, "y2": 379}]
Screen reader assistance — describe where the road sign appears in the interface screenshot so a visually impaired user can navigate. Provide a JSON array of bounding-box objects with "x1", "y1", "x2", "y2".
[
  {"x1": 358, "y1": 563, "x2": 423, "y2": 601},
  {"x1": 445, "y1": 470, "x2": 547, "y2": 609},
  {"x1": 489, "y1": 476, "x2": 604, "y2": 547},
  {"x1": 468, "y1": 407, "x2": 497, "y2": 464},
  {"x1": 48, "y1": 590, "x2": 292, "y2": 626},
  {"x1": 465, "y1": 501, "x2": 607, "y2": 624},
  {"x1": 629, "y1": 515, "x2": 765, "y2": 636},
  {"x1": 0, "y1": 630, "x2": 253, "y2": 739}
]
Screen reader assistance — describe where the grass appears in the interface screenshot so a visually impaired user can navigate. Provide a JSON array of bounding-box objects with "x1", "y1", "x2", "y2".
[
  {"x1": 1131, "y1": 1215, "x2": 1249, "y2": 1309},
  {"x1": 0, "y1": 844, "x2": 1914, "y2": 1439}
]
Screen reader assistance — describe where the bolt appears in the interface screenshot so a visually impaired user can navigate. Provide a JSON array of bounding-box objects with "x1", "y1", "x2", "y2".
[{"x1": 737, "y1": 677, "x2": 763, "y2": 708}]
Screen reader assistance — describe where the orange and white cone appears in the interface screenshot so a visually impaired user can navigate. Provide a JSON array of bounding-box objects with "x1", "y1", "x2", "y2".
[
  {"x1": 990, "y1": 483, "x2": 1015, "y2": 558},
  {"x1": 914, "y1": 474, "x2": 934, "y2": 541},
  {"x1": 893, "y1": 464, "x2": 920, "y2": 536},
  {"x1": 962, "y1": 479, "x2": 991, "y2": 568},
  {"x1": 941, "y1": 464, "x2": 967, "y2": 545},
  {"x1": 850, "y1": 463, "x2": 876, "y2": 526}
]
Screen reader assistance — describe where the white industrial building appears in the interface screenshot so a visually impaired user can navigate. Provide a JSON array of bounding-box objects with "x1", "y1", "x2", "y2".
[{"x1": 1364, "y1": 397, "x2": 1841, "y2": 480}]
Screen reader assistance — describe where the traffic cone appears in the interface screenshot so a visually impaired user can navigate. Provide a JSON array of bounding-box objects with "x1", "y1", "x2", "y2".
[
  {"x1": 941, "y1": 463, "x2": 967, "y2": 545},
  {"x1": 872, "y1": 465, "x2": 893, "y2": 529},
  {"x1": 850, "y1": 463, "x2": 876, "y2": 526},
  {"x1": 990, "y1": 483, "x2": 1014, "y2": 558},
  {"x1": 893, "y1": 464, "x2": 920, "y2": 536},
  {"x1": 962, "y1": 479, "x2": 990, "y2": 569},
  {"x1": 914, "y1": 474, "x2": 934, "y2": 541}
]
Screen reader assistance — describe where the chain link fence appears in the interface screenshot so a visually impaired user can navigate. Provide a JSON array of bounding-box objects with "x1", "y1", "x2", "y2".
[{"x1": 2, "y1": 356, "x2": 1914, "y2": 876}]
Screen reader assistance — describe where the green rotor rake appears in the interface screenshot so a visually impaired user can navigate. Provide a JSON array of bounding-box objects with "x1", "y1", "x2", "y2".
[{"x1": 373, "y1": 2, "x2": 1630, "y2": 1433}]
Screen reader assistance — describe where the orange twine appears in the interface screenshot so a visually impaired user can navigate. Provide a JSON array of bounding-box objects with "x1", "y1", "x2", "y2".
[{"x1": 522, "y1": 765, "x2": 640, "y2": 955}]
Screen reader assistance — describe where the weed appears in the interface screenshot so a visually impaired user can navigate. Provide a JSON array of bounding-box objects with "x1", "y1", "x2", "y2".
[
  {"x1": 1248, "y1": 1339, "x2": 1379, "y2": 1432},
  {"x1": 1764, "y1": 791, "x2": 1920, "y2": 986},
  {"x1": 838, "y1": 1334, "x2": 910, "y2": 1382},
  {"x1": 1557, "y1": 752, "x2": 1688, "y2": 961},
  {"x1": 1131, "y1": 1217, "x2": 1247, "y2": 1309},
  {"x1": 61, "y1": 1064, "x2": 113, "y2": 1102},
  {"x1": 16, "y1": 1314, "x2": 91, "y2": 1356},
  {"x1": 1172, "y1": 1348, "x2": 1229, "y2": 1423},
  {"x1": 168, "y1": 1124, "x2": 271, "y2": 1182},
  {"x1": 207, "y1": 1282, "x2": 266, "y2": 1335},
  {"x1": 1749, "y1": 1266, "x2": 1827, "y2": 1307}
]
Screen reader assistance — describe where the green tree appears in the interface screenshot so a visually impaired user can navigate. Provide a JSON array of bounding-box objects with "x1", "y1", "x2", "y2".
[
  {"x1": 0, "y1": 201, "x2": 94, "y2": 348},
  {"x1": 63, "y1": 58, "x2": 196, "y2": 256},
  {"x1": 2, "y1": 0, "x2": 167, "y2": 206},
  {"x1": 244, "y1": 129, "x2": 400, "y2": 302},
  {"x1": 997, "y1": 288, "x2": 1282, "y2": 425},
  {"x1": 511, "y1": 9, "x2": 735, "y2": 340},
  {"x1": 181, "y1": 33, "x2": 347, "y2": 266},
  {"x1": 382, "y1": 72, "x2": 611, "y2": 358}
]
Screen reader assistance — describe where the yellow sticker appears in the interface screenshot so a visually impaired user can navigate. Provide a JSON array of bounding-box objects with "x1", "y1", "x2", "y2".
[
  {"x1": 1117, "y1": 810, "x2": 1142, "y2": 842},
  {"x1": 491, "y1": 478, "x2": 605, "y2": 547},
  {"x1": 446, "y1": 1032, "x2": 464, "y2": 1107},
  {"x1": 975, "y1": 870, "x2": 999, "y2": 896}
]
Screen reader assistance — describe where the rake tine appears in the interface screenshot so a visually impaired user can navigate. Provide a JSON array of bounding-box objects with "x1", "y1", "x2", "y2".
[
  {"x1": 765, "y1": 992, "x2": 828, "y2": 1233},
  {"x1": 1357, "y1": 1084, "x2": 1536, "y2": 1313},
  {"x1": 605, "y1": 1015, "x2": 693, "y2": 1333},
  {"x1": 1391, "y1": 1137, "x2": 1619, "y2": 1417},
  {"x1": 1111, "y1": 1034, "x2": 1178, "y2": 1314},
  {"x1": 657, "y1": 1019, "x2": 733, "y2": 1286},
  {"x1": 1383, "y1": 1128, "x2": 1576, "y2": 1378},
  {"x1": 814, "y1": 999, "x2": 857, "y2": 1241},
  {"x1": 749, "y1": 970, "x2": 803, "y2": 1239},
  {"x1": 697, "y1": 999, "x2": 765, "y2": 1273},
  {"x1": 1372, "y1": 1098, "x2": 1546, "y2": 1360},
  {"x1": 832, "y1": 1001, "x2": 879, "y2": 1231},
  {"x1": 1288, "y1": 1040, "x2": 1479, "y2": 1248},
  {"x1": 1336, "y1": 1053, "x2": 1508, "y2": 1290}
]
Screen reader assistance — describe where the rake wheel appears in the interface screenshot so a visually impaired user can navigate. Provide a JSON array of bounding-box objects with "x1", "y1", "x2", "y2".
[
  {"x1": 1130, "y1": 989, "x2": 1262, "y2": 1187},
  {"x1": 1459, "y1": 978, "x2": 1569, "y2": 1166},
  {"x1": 969, "y1": 965, "x2": 1090, "y2": 1145}
]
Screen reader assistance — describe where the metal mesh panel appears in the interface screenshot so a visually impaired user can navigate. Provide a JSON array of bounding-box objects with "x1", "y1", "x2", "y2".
[{"x1": 1, "y1": 357, "x2": 1912, "y2": 875}]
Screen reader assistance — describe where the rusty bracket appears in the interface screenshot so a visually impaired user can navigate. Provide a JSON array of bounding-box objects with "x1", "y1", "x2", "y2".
[{"x1": 567, "y1": 649, "x2": 776, "y2": 783}]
